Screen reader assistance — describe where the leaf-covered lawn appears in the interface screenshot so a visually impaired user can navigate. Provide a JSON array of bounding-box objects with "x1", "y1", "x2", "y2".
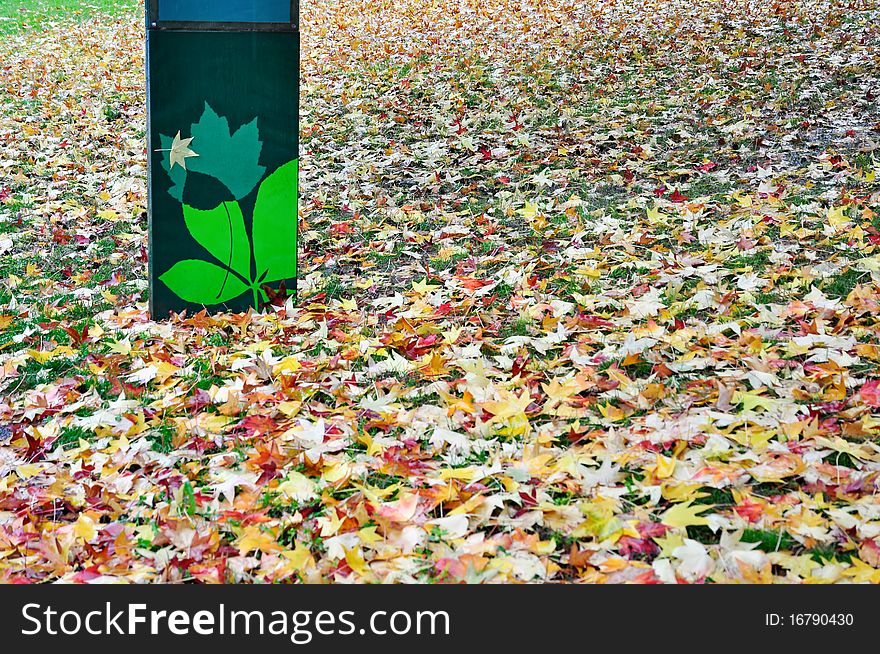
[{"x1": 1, "y1": 0, "x2": 880, "y2": 583}]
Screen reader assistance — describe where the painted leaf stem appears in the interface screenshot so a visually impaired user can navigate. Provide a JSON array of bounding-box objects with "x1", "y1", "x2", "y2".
[{"x1": 159, "y1": 160, "x2": 298, "y2": 307}]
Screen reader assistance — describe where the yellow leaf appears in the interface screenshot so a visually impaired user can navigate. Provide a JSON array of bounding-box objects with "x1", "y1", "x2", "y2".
[
  {"x1": 323, "y1": 462, "x2": 351, "y2": 485},
  {"x1": 730, "y1": 427, "x2": 776, "y2": 451},
  {"x1": 653, "y1": 532, "x2": 685, "y2": 558},
  {"x1": 661, "y1": 500, "x2": 713, "y2": 528},
  {"x1": 345, "y1": 548, "x2": 369, "y2": 574},
  {"x1": 481, "y1": 389, "x2": 532, "y2": 436},
  {"x1": 606, "y1": 367, "x2": 633, "y2": 390},
  {"x1": 443, "y1": 325, "x2": 463, "y2": 345},
  {"x1": 358, "y1": 526, "x2": 383, "y2": 547},
  {"x1": 826, "y1": 205, "x2": 849, "y2": 229},
  {"x1": 15, "y1": 464, "x2": 41, "y2": 478},
  {"x1": 734, "y1": 391, "x2": 780, "y2": 412},
  {"x1": 274, "y1": 356, "x2": 301, "y2": 375},
  {"x1": 439, "y1": 467, "x2": 477, "y2": 482},
  {"x1": 236, "y1": 526, "x2": 282, "y2": 555},
  {"x1": 597, "y1": 402, "x2": 626, "y2": 422},
  {"x1": 749, "y1": 453, "x2": 805, "y2": 482},
  {"x1": 107, "y1": 338, "x2": 132, "y2": 355},
  {"x1": 448, "y1": 494, "x2": 486, "y2": 516},
  {"x1": 655, "y1": 454, "x2": 677, "y2": 479},
  {"x1": 153, "y1": 360, "x2": 179, "y2": 383},
  {"x1": 74, "y1": 515, "x2": 97, "y2": 542},
  {"x1": 843, "y1": 558, "x2": 880, "y2": 583},
  {"x1": 815, "y1": 436, "x2": 879, "y2": 462},
  {"x1": 518, "y1": 201, "x2": 539, "y2": 221},
  {"x1": 577, "y1": 502, "x2": 623, "y2": 541},
  {"x1": 574, "y1": 266, "x2": 603, "y2": 278},
  {"x1": 418, "y1": 351, "x2": 448, "y2": 377},
  {"x1": 769, "y1": 552, "x2": 820, "y2": 578},
  {"x1": 661, "y1": 483, "x2": 707, "y2": 503},
  {"x1": 281, "y1": 541, "x2": 316, "y2": 573},
  {"x1": 542, "y1": 376, "x2": 589, "y2": 406},
  {"x1": 278, "y1": 472, "x2": 318, "y2": 502},
  {"x1": 107, "y1": 434, "x2": 130, "y2": 454},
  {"x1": 646, "y1": 205, "x2": 667, "y2": 225},
  {"x1": 733, "y1": 192, "x2": 753, "y2": 208},
  {"x1": 317, "y1": 511, "x2": 345, "y2": 537},
  {"x1": 278, "y1": 400, "x2": 302, "y2": 417},
  {"x1": 411, "y1": 277, "x2": 440, "y2": 295},
  {"x1": 134, "y1": 525, "x2": 154, "y2": 544},
  {"x1": 27, "y1": 346, "x2": 75, "y2": 364}
]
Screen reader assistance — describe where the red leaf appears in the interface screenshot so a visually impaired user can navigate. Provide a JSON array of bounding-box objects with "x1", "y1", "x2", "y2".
[
  {"x1": 860, "y1": 380, "x2": 880, "y2": 408},
  {"x1": 734, "y1": 500, "x2": 764, "y2": 523}
]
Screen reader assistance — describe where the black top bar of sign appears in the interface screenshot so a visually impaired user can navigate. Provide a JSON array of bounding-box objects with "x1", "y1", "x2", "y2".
[{"x1": 147, "y1": 0, "x2": 298, "y2": 31}]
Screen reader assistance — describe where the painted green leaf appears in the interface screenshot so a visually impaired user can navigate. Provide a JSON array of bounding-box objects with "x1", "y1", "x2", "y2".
[
  {"x1": 182, "y1": 201, "x2": 251, "y2": 287},
  {"x1": 186, "y1": 103, "x2": 266, "y2": 200},
  {"x1": 159, "y1": 133, "x2": 187, "y2": 202},
  {"x1": 159, "y1": 259, "x2": 250, "y2": 305},
  {"x1": 252, "y1": 159, "x2": 298, "y2": 285}
]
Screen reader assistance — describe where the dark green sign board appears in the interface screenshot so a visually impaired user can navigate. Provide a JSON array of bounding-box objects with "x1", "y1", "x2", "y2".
[{"x1": 146, "y1": 1, "x2": 299, "y2": 315}]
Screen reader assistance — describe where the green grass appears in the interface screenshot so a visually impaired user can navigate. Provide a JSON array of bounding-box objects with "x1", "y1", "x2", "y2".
[
  {"x1": 0, "y1": 0, "x2": 132, "y2": 35},
  {"x1": 822, "y1": 269, "x2": 866, "y2": 299},
  {"x1": 56, "y1": 425, "x2": 94, "y2": 450},
  {"x1": 499, "y1": 317, "x2": 530, "y2": 339},
  {"x1": 740, "y1": 528, "x2": 798, "y2": 553}
]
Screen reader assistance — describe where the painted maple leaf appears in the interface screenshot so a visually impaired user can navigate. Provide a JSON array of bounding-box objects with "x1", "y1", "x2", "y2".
[{"x1": 160, "y1": 102, "x2": 265, "y2": 201}]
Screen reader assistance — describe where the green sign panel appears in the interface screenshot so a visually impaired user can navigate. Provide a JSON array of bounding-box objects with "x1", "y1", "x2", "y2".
[
  {"x1": 146, "y1": 2, "x2": 299, "y2": 315},
  {"x1": 157, "y1": 0, "x2": 292, "y2": 23}
]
